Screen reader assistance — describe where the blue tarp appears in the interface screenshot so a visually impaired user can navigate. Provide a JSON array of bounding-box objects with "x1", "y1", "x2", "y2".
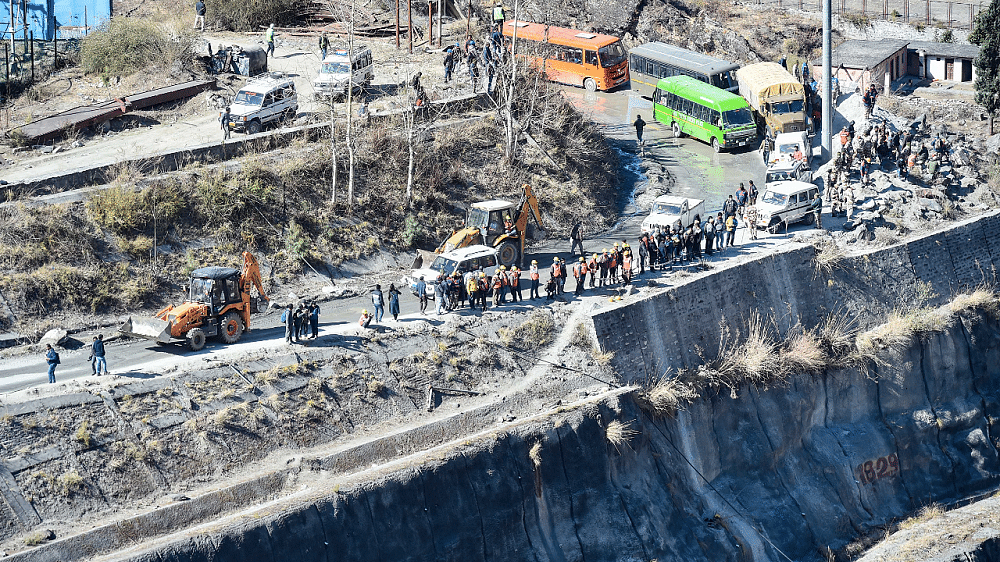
[{"x1": 2, "y1": 0, "x2": 110, "y2": 40}]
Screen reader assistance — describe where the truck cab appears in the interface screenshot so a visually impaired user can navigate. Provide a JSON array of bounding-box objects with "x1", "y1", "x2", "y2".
[{"x1": 641, "y1": 196, "x2": 706, "y2": 233}]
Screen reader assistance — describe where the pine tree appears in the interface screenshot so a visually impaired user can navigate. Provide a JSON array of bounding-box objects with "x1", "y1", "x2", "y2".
[{"x1": 970, "y1": 0, "x2": 1000, "y2": 135}]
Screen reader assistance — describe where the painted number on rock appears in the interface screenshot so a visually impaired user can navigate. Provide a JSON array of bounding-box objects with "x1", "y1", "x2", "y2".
[{"x1": 856, "y1": 453, "x2": 899, "y2": 484}]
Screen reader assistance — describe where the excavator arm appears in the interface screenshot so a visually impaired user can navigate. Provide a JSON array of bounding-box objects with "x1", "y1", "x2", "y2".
[
  {"x1": 512, "y1": 183, "x2": 544, "y2": 267},
  {"x1": 240, "y1": 251, "x2": 268, "y2": 330}
]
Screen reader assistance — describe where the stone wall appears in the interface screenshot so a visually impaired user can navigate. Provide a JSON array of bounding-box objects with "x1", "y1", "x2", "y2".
[{"x1": 593, "y1": 210, "x2": 1000, "y2": 382}]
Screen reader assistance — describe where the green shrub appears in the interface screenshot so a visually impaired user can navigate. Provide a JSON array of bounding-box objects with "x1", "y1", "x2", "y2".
[
  {"x1": 80, "y1": 18, "x2": 177, "y2": 76},
  {"x1": 0, "y1": 262, "x2": 160, "y2": 314},
  {"x1": 208, "y1": 0, "x2": 306, "y2": 31},
  {"x1": 87, "y1": 183, "x2": 186, "y2": 237}
]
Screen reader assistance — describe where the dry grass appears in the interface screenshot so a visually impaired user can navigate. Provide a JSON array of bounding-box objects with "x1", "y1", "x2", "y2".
[
  {"x1": 811, "y1": 239, "x2": 845, "y2": 278},
  {"x1": 605, "y1": 419, "x2": 639, "y2": 453},
  {"x1": 897, "y1": 503, "x2": 945, "y2": 531},
  {"x1": 529, "y1": 442, "x2": 543, "y2": 468},
  {"x1": 569, "y1": 322, "x2": 591, "y2": 349},
  {"x1": 780, "y1": 330, "x2": 828, "y2": 374},
  {"x1": 74, "y1": 421, "x2": 93, "y2": 448},
  {"x1": 636, "y1": 373, "x2": 699, "y2": 417},
  {"x1": 712, "y1": 311, "x2": 780, "y2": 386},
  {"x1": 498, "y1": 311, "x2": 555, "y2": 350}
]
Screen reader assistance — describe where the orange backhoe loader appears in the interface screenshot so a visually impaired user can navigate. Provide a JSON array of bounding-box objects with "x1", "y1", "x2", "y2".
[
  {"x1": 120, "y1": 252, "x2": 269, "y2": 351},
  {"x1": 415, "y1": 183, "x2": 545, "y2": 269}
]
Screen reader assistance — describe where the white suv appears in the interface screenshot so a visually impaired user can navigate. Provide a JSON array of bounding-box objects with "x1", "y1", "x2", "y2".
[
  {"x1": 313, "y1": 47, "x2": 374, "y2": 101},
  {"x1": 404, "y1": 245, "x2": 500, "y2": 298},
  {"x1": 228, "y1": 73, "x2": 298, "y2": 134}
]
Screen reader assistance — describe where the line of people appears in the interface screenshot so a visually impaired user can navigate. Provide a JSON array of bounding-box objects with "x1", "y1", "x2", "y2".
[{"x1": 283, "y1": 302, "x2": 321, "y2": 344}]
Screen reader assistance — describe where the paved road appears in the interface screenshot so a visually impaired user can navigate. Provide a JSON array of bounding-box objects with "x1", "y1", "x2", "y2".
[{"x1": 0, "y1": 83, "x2": 780, "y2": 395}]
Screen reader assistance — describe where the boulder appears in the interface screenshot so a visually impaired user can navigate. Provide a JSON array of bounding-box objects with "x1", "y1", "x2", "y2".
[
  {"x1": 860, "y1": 198, "x2": 877, "y2": 211},
  {"x1": 917, "y1": 197, "x2": 943, "y2": 213},
  {"x1": 986, "y1": 133, "x2": 1000, "y2": 155},
  {"x1": 915, "y1": 188, "x2": 946, "y2": 200},
  {"x1": 40, "y1": 329, "x2": 68, "y2": 346}
]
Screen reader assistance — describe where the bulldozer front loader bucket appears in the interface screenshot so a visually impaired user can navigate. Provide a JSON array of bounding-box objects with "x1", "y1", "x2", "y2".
[{"x1": 120, "y1": 316, "x2": 173, "y2": 344}]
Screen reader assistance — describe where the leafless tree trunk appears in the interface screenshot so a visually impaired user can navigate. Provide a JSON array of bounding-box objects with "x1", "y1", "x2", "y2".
[
  {"x1": 346, "y1": 0, "x2": 356, "y2": 206},
  {"x1": 504, "y1": 0, "x2": 519, "y2": 161},
  {"x1": 405, "y1": 89, "x2": 416, "y2": 206},
  {"x1": 331, "y1": 104, "x2": 338, "y2": 203}
]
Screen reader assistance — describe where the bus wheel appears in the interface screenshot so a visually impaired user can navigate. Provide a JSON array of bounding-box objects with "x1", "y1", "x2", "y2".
[
  {"x1": 672, "y1": 122, "x2": 682, "y2": 138},
  {"x1": 711, "y1": 137, "x2": 721, "y2": 153},
  {"x1": 583, "y1": 78, "x2": 597, "y2": 92}
]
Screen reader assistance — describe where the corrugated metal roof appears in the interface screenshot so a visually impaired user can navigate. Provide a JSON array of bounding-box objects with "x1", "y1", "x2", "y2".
[
  {"x1": 815, "y1": 39, "x2": 909, "y2": 69},
  {"x1": 629, "y1": 42, "x2": 740, "y2": 75},
  {"x1": 907, "y1": 40, "x2": 980, "y2": 59}
]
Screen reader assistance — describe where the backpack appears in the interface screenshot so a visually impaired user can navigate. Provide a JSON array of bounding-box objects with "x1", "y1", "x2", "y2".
[
  {"x1": 280, "y1": 310, "x2": 288, "y2": 323},
  {"x1": 52, "y1": 352, "x2": 60, "y2": 365}
]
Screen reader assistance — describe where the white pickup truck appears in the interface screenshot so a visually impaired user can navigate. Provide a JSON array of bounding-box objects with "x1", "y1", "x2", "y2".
[{"x1": 641, "y1": 196, "x2": 706, "y2": 233}]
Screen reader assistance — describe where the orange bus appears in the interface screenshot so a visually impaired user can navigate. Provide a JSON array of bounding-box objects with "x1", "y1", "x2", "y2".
[{"x1": 502, "y1": 21, "x2": 629, "y2": 92}]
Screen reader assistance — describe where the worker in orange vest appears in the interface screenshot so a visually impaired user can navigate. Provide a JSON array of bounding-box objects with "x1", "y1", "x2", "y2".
[
  {"x1": 529, "y1": 259, "x2": 540, "y2": 299},
  {"x1": 622, "y1": 247, "x2": 633, "y2": 286},
  {"x1": 508, "y1": 265, "x2": 522, "y2": 302},
  {"x1": 572, "y1": 257, "x2": 587, "y2": 296},
  {"x1": 550, "y1": 257, "x2": 565, "y2": 295}
]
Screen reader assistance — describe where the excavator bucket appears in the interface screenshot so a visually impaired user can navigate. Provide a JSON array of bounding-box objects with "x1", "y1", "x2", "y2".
[
  {"x1": 119, "y1": 316, "x2": 173, "y2": 344},
  {"x1": 411, "y1": 249, "x2": 439, "y2": 270}
]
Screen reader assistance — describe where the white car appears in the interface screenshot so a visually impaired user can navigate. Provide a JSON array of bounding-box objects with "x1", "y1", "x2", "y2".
[
  {"x1": 228, "y1": 73, "x2": 298, "y2": 134},
  {"x1": 641, "y1": 196, "x2": 706, "y2": 233},
  {"x1": 755, "y1": 180, "x2": 820, "y2": 233},
  {"x1": 313, "y1": 47, "x2": 374, "y2": 101},
  {"x1": 404, "y1": 245, "x2": 500, "y2": 298}
]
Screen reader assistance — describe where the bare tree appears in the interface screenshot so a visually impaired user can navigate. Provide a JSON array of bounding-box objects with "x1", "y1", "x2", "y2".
[
  {"x1": 504, "y1": 0, "x2": 519, "y2": 161},
  {"x1": 346, "y1": 0, "x2": 357, "y2": 206}
]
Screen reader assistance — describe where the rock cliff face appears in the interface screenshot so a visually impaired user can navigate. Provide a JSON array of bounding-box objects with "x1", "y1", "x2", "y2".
[{"x1": 105, "y1": 308, "x2": 1000, "y2": 562}]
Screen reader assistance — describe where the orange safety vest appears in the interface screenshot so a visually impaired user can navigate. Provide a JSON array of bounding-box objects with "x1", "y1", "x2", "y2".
[
  {"x1": 478, "y1": 278, "x2": 489, "y2": 291},
  {"x1": 623, "y1": 256, "x2": 632, "y2": 271},
  {"x1": 530, "y1": 265, "x2": 539, "y2": 280},
  {"x1": 493, "y1": 276, "x2": 503, "y2": 289},
  {"x1": 572, "y1": 263, "x2": 582, "y2": 278},
  {"x1": 552, "y1": 263, "x2": 563, "y2": 278},
  {"x1": 508, "y1": 270, "x2": 519, "y2": 285},
  {"x1": 840, "y1": 130, "x2": 849, "y2": 146},
  {"x1": 587, "y1": 258, "x2": 597, "y2": 271}
]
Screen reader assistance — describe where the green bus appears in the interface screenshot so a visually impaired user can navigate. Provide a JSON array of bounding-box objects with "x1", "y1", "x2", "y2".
[{"x1": 652, "y1": 75, "x2": 757, "y2": 152}]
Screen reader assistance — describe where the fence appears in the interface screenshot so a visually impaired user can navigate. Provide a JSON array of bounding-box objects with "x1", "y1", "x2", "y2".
[
  {"x1": 758, "y1": 0, "x2": 983, "y2": 30},
  {"x1": 2, "y1": 35, "x2": 71, "y2": 103}
]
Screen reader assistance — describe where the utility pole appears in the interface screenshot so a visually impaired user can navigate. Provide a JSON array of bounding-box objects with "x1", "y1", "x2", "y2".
[
  {"x1": 437, "y1": 0, "x2": 442, "y2": 46},
  {"x1": 395, "y1": 0, "x2": 400, "y2": 49},
  {"x1": 822, "y1": 0, "x2": 832, "y2": 160},
  {"x1": 407, "y1": 0, "x2": 412, "y2": 53}
]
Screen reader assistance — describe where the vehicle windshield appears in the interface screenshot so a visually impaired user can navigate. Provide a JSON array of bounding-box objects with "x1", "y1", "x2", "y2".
[
  {"x1": 321, "y1": 62, "x2": 350, "y2": 74},
  {"x1": 761, "y1": 191, "x2": 788, "y2": 206},
  {"x1": 766, "y1": 170, "x2": 794, "y2": 183},
  {"x1": 466, "y1": 208, "x2": 490, "y2": 229},
  {"x1": 428, "y1": 257, "x2": 459, "y2": 275},
  {"x1": 234, "y1": 91, "x2": 263, "y2": 105},
  {"x1": 771, "y1": 99, "x2": 805, "y2": 114},
  {"x1": 598, "y1": 41, "x2": 627, "y2": 68},
  {"x1": 189, "y1": 278, "x2": 213, "y2": 303},
  {"x1": 722, "y1": 107, "x2": 754, "y2": 128},
  {"x1": 778, "y1": 144, "x2": 799, "y2": 158},
  {"x1": 652, "y1": 203, "x2": 682, "y2": 215},
  {"x1": 711, "y1": 71, "x2": 735, "y2": 90}
]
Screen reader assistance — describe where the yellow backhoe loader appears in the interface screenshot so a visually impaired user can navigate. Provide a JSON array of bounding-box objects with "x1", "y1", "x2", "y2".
[
  {"x1": 120, "y1": 252, "x2": 269, "y2": 351},
  {"x1": 415, "y1": 183, "x2": 545, "y2": 269}
]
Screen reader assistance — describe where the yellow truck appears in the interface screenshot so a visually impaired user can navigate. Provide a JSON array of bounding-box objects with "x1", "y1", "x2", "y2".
[{"x1": 735, "y1": 62, "x2": 809, "y2": 138}]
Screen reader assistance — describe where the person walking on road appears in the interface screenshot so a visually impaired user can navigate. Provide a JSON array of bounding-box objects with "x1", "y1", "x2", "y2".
[
  {"x1": 415, "y1": 276, "x2": 428, "y2": 314},
  {"x1": 809, "y1": 192, "x2": 823, "y2": 229},
  {"x1": 91, "y1": 334, "x2": 109, "y2": 375},
  {"x1": 388, "y1": 284, "x2": 401, "y2": 321},
  {"x1": 570, "y1": 222, "x2": 584, "y2": 257},
  {"x1": 435, "y1": 277, "x2": 448, "y2": 315},
  {"x1": 45, "y1": 344, "x2": 59, "y2": 384},
  {"x1": 443, "y1": 47, "x2": 456, "y2": 83},
  {"x1": 319, "y1": 32, "x2": 330, "y2": 61},
  {"x1": 309, "y1": 302, "x2": 320, "y2": 338},
  {"x1": 633, "y1": 114, "x2": 646, "y2": 146},
  {"x1": 371, "y1": 285, "x2": 385, "y2": 323},
  {"x1": 194, "y1": 0, "x2": 206, "y2": 31},
  {"x1": 747, "y1": 180, "x2": 759, "y2": 205},
  {"x1": 265, "y1": 23, "x2": 276, "y2": 58},
  {"x1": 220, "y1": 106, "x2": 231, "y2": 141}
]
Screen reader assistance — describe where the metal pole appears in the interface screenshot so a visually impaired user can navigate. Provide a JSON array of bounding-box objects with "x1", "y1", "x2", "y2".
[
  {"x1": 407, "y1": 0, "x2": 412, "y2": 53},
  {"x1": 53, "y1": 30, "x2": 56, "y2": 68},
  {"x1": 84, "y1": 5, "x2": 87, "y2": 35},
  {"x1": 822, "y1": 0, "x2": 832, "y2": 160},
  {"x1": 467, "y1": 0, "x2": 471, "y2": 37},
  {"x1": 427, "y1": 1, "x2": 432, "y2": 47},
  {"x1": 948, "y1": 2, "x2": 952, "y2": 25},
  {"x1": 437, "y1": 0, "x2": 442, "y2": 46},
  {"x1": 926, "y1": 0, "x2": 930, "y2": 25},
  {"x1": 29, "y1": 30, "x2": 32, "y2": 83},
  {"x1": 395, "y1": 0, "x2": 399, "y2": 49},
  {"x1": 970, "y1": 4, "x2": 974, "y2": 29}
]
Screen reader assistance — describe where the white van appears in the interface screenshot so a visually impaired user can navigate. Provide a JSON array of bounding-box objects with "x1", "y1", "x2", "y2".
[
  {"x1": 228, "y1": 73, "x2": 298, "y2": 134},
  {"x1": 404, "y1": 245, "x2": 500, "y2": 298},
  {"x1": 313, "y1": 46, "x2": 374, "y2": 100},
  {"x1": 755, "y1": 181, "x2": 820, "y2": 233}
]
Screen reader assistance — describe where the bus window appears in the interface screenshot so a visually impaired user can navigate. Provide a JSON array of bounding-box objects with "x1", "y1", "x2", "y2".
[
  {"x1": 681, "y1": 98, "x2": 694, "y2": 116},
  {"x1": 598, "y1": 41, "x2": 627, "y2": 68},
  {"x1": 653, "y1": 88, "x2": 661, "y2": 104},
  {"x1": 630, "y1": 54, "x2": 643, "y2": 72},
  {"x1": 646, "y1": 61, "x2": 654, "y2": 75},
  {"x1": 668, "y1": 93, "x2": 680, "y2": 110},
  {"x1": 585, "y1": 50, "x2": 598, "y2": 66}
]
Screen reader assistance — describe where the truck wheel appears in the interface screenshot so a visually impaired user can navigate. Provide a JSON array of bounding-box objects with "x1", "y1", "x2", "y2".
[
  {"x1": 711, "y1": 137, "x2": 721, "y2": 153},
  {"x1": 282, "y1": 109, "x2": 295, "y2": 123},
  {"x1": 186, "y1": 328, "x2": 206, "y2": 351},
  {"x1": 220, "y1": 311, "x2": 244, "y2": 344},
  {"x1": 672, "y1": 122, "x2": 682, "y2": 138},
  {"x1": 584, "y1": 77, "x2": 597, "y2": 92},
  {"x1": 497, "y1": 241, "x2": 519, "y2": 268},
  {"x1": 804, "y1": 211, "x2": 815, "y2": 225},
  {"x1": 246, "y1": 119, "x2": 261, "y2": 134}
]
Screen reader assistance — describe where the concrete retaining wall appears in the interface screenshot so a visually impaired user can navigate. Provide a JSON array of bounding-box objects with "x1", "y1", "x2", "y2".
[{"x1": 593, "y1": 210, "x2": 1000, "y2": 381}]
